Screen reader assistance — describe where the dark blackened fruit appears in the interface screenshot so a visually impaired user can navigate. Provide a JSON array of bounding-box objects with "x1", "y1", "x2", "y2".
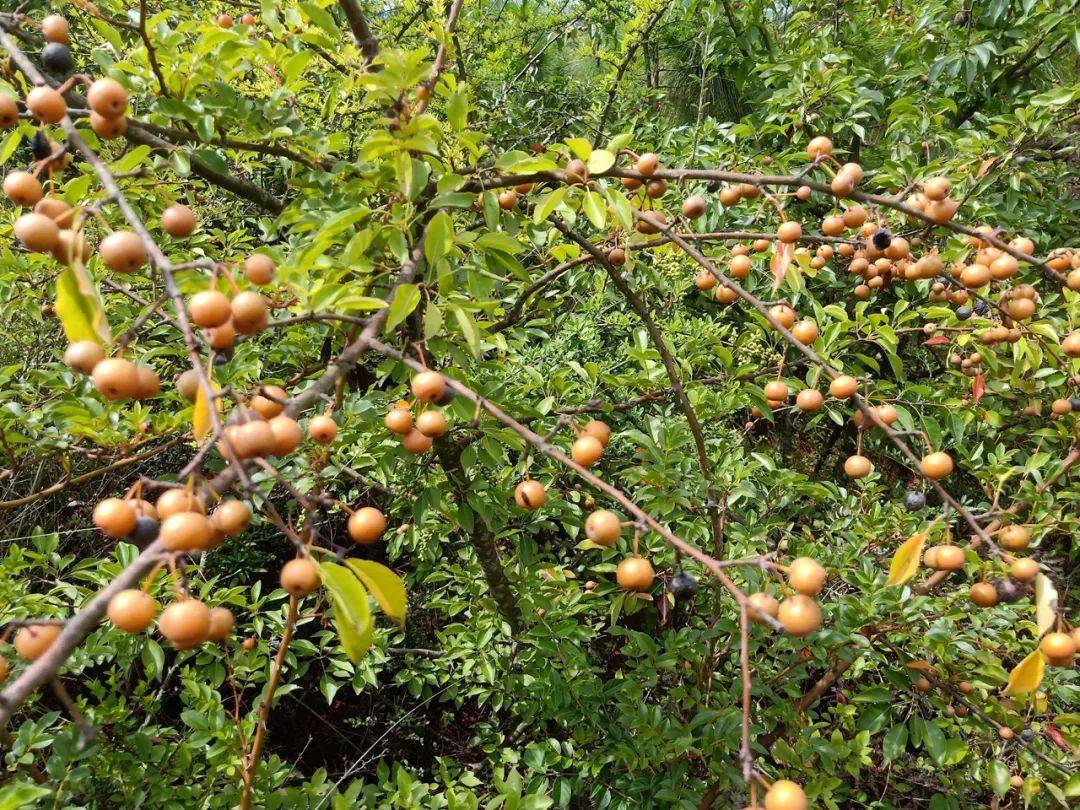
[
  {"x1": 31, "y1": 130, "x2": 52, "y2": 160},
  {"x1": 42, "y1": 43, "x2": 73, "y2": 73},
  {"x1": 872, "y1": 229, "x2": 892, "y2": 251},
  {"x1": 955, "y1": 306, "x2": 972, "y2": 320},
  {"x1": 129, "y1": 515, "x2": 160, "y2": 547},
  {"x1": 668, "y1": 571, "x2": 699, "y2": 597},
  {"x1": 904, "y1": 491, "x2": 926, "y2": 511},
  {"x1": 993, "y1": 577, "x2": 1025, "y2": 604}
]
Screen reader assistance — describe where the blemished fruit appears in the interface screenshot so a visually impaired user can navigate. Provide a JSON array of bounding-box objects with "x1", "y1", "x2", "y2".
[
  {"x1": 92, "y1": 357, "x2": 140, "y2": 400},
  {"x1": 995, "y1": 526, "x2": 1031, "y2": 555},
  {"x1": 189, "y1": 290, "x2": 232, "y2": 328},
  {"x1": 162, "y1": 204, "x2": 196, "y2": 237},
  {"x1": 158, "y1": 600, "x2": 211, "y2": 648},
  {"x1": 90, "y1": 111, "x2": 127, "y2": 139},
  {"x1": 212, "y1": 500, "x2": 251, "y2": 536},
  {"x1": 156, "y1": 488, "x2": 205, "y2": 518},
  {"x1": 681, "y1": 195, "x2": 706, "y2": 219},
  {"x1": 970, "y1": 582, "x2": 998, "y2": 607},
  {"x1": 99, "y1": 231, "x2": 147, "y2": 272},
  {"x1": 778, "y1": 595, "x2": 822, "y2": 636},
  {"x1": 14, "y1": 624, "x2": 61, "y2": 660},
  {"x1": 0, "y1": 96, "x2": 16, "y2": 129},
  {"x1": 747, "y1": 591, "x2": 779, "y2": 623},
  {"x1": 498, "y1": 189, "x2": 517, "y2": 210},
  {"x1": 922, "y1": 177, "x2": 950, "y2": 201},
  {"x1": 87, "y1": 78, "x2": 128, "y2": 117},
  {"x1": 616, "y1": 556, "x2": 654, "y2": 591},
  {"x1": 64, "y1": 340, "x2": 105, "y2": 374},
  {"x1": 411, "y1": 371, "x2": 446, "y2": 403},
  {"x1": 796, "y1": 389, "x2": 823, "y2": 412},
  {"x1": 402, "y1": 428, "x2": 433, "y2": 453},
  {"x1": 385, "y1": 407, "x2": 413, "y2": 434},
  {"x1": 4, "y1": 171, "x2": 44, "y2": 206},
  {"x1": 231, "y1": 291, "x2": 269, "y2": 333},
  {"x1": 281, "y1": 558, "x2": 321, "y2": 596},
  {"x1": 160, "y1": 511, "x2": 214, "y2": 552},
  {"x1": 668, "y1": 571, "x2": 699, "y2": 597},
  {"x1": 607, "y1": 247, "x2": 626, "y2": 266},
  {"x1": 829, "y1": 375, "x2": 859, "y2": 398},
  {"x1": 714, "y1": 285, "x2": 737, "y2": 304},
  {"x1": 904, "y1": 491, "x2": 926, "y2": 511},
  {"x1": 26, "y1": 86, "x2": 67, "y2": 124},
  {"x1": 93, "y1": 497, "x2": 137, "y2": 537},
  {"x1": 244, "y1": 254, "x2": 275, "y2": 285},
  {"x1": 844, "y1": 454, "x2": 872, "y2": 478},
  {"x1": 582, "y1": 420, "x2": 611, "y2": 446},
  {"x1": 129, "y1": 515, "x2": 160, "y2": 547},
  {"x1": 308, "y1": 415, "x2": 338, "y2": 444},
  {"x1": 251, "y1": 385, "x2": 287, "y2": 419},
  {"x1": 416, "y1": 410, "x2": 448, "y2": 437},
  {"x1": 206, "y1": 607, "x2": 235, "y2": 642},
  {"x1": 585, "y1": 509, "x2": 621, "y2": 546},
  {"x1": 571, "y1": 435, "x2": 604, "y2": 467},
  {"x1": 232, "y1": 420, "x2": 276, "y2": 459},
  {"x1": 919, "y1": 451, "x2": 953, "y2": 480},
  {"x1": 788, "y1": 557, "x2": 826, "y2": 596},
  {"x1": 1039, "y1": 632, "x2": 1076, "y2": 659},
  {"x1": 695, "y1": 270, "x2": 717, "y2": 290},
  {"x1": 764, "y1": 779, "x2": 807, "y2": 810},
  {"x1": 348, "y1": 507, "x2": 386, "y2": 544},
  {"x1": 514, "y1": 480, "x2": 547, "y2": 509},
  {"x1": 107, "y1": 590, "x2": 158, "y2": 632},
  {"x1": 269, "y1": 415, "x2": 303, "y2": 456},
  {"x1": 42, "y1": 14, "x2": 71, "y2": 44},
  {"x1": 1010, "y1": 558, "x2": 1039, "y2": 582}
]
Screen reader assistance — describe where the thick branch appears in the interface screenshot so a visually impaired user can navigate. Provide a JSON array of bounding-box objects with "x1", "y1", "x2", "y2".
[{"x1": 338, "y1": 0, "x2": 382, "y2": 66}]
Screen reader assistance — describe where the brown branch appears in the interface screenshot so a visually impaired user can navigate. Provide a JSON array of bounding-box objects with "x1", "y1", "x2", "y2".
[
  {"x1": 413, "y1": 0, "x2": 465, "y2": 112},
  {"x1": 138, "y1": 0, "x2": 169, "y2": 97},
  {"x1": 239, "y1": 594, "x2": 299, "y2": 809},
  {"x1": 596, "y1": 3, "x2": 671, "y2": 135},
  {"x1": 338, "y1": 0, "x2": 381, "y2": 66}
]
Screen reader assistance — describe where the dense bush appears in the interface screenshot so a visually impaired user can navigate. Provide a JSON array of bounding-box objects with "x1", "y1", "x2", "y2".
[{"x1": 0, "y1": 1, "x2": 1077, "y2": 807}]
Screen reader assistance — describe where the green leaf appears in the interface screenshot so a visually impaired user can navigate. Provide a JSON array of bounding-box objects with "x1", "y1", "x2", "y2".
[
  {"x1": 988, "y1": 760, "x2": 1011, "y2": 798},
  {"x1": 882, "y1": 724, "x2": 908, "y2": 762},
  {"x1": 533, "y1": 186, "x2": 568, "y2": 224},
  {"x1": 586, "y1": 149, "x2": 616, "y2": 174},
  {"x1": 300, "y1": 2, "x2": 339, "y2": 37},
  {"x1": 923, "y1": 720, "x2": 947, "y2": 765},
  {"x1": 383, "y1": 284, "x2": 421, "y2": 333},
  {"x1": 582, "y1": 191, "x2": 606, "y2": 230},
  {"x1": 344, "y1": 559, "x2": 407, "y2": 627},
  {"x1": 316, "y1": 561, "x2": 373, "y2": 662},
  {"x1": 55, "y1": 264, "x2": 111, "y2": 345},
  {"x1": 0, "y1": 781, "x2": 52, "y2": 810},
  {"x1": 451, "y1": 305, "x2": 480, "y2": 357},
  {"x1": 564, "y1": 138, "x2": 591, "y2": 160},
  {"x1": 425, "y1": 210, "x2": 455, "y2": 264}
]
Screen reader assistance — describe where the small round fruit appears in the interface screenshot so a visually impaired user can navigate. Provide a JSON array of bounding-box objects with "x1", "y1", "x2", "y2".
[
  {"x1": 498, "y1": 189, "x2": 517, "y2": 210},
  {"x1": 0, "y1": 95, "x2": 17, "y2": 129},
  {"x1": 348, "y1": 507, "x2": 386, "y2": 544},
  {"x1": 41, "y1": 14, "x2": 70, "y2": 44},
  {"x1": 668, "y1": 571, "x2": 699, "y2": 597},
  {"x1": 26, "y1": 86, "x2": 66, "y2": 124},
  {"x1": 402, "y1": 428, "x2": 433, "y2": 453},
  {"x1": 714, "y1": 285, "x2": 737, "y2": 304},
  {"x1": 90, "y1": 111, "x2": 127, "y2": 139},
  {"x1": 4, "y1": 171, "x2": 44, "y2": 206},
  {"x1": 1039, "y1": 631, "x2": 1077, "y2": 662},
  {"x1": 904, "y1": 490, "x2": 926, "y2": 511},
  {"x1": 176, "y1": 368, "x2": 201, "y2": 402},
  {"x1": 1000, "y1": 525, "x2": 1031, "y2": 551},
  {"x1": 160, "y1": 512, "x2": 214, "y2": 552},
  {"x1": 844, "y1": 454, "x2": 872, "y2": 478},
  {"x1": 93, "y1": 497, "x2": 137, "y2": 537},
  {"x1": 92, "y1": 357, "x2": 140, "y2": 400},
  {"x1": 281, "y1": 558, "x2": 320, "y2": 597},
  {"x1": 635, "y1": 153, "x2": 659, "y2": 176},
  {"x1": 308, "y1": 415, "x2": 337, "y2": 444},
  {"x1": 233, "y1": 420, "x2": 275, "y2": 459},
  {"x1": 0, "y1": 655, "x2": 7, "y2": 683},
  {"x1": 747, "y1": 592, "x2": 779, "y2": 623},
  {"x1": 582, "y1": 420, "x2": 611, "y2": 446},
  {"x1": 920, "y1": 451, "x2": 953, "y2": 480},
  {"x1": 807, "y1": 135, "x2": 833, "y2": 160},
  {"x1": 107, "y1": 589, "x2": 158, "y2": 632},
  {"x1": 416, "y1": 410, "x2": 448, "y2": 437},
  {"x1": 788, "y1": 557, "x2": 826, "y2": 596},
  {"x1": 162, "y1": 204, "x2": 196, "y2": 237},
  {"x1": 933, "y1": 544, "x2": 965, "y2": 571},
  {"x1": 768, "y1": 304, "x2": 796, "y2": 329},
  {"x1": 681, "y1": 195, "x2": 706, "y2": 219},
  {"x1": 829, "y1": 375, "x2": 859, "y2": 398},
  {"x1": 15, "y1": 211, "x2": 61, "y2": 253},
  {"x1": 411, "y1": 371, "x2": 446, "y2": 403},
  {"x1": 269, "y1": 415, "x2": 303, "y2": 456},
  {"x1": 64, "y1": 340, "x2": 105, "y2": 374},
  {"x1": 791, "y1": 320, "x2": 819, "y2": 345},
  {"x1": 514, "y1": 480, "x2": 547, "y2": 509},
  {"x1": 99, "y1": 231, "x2": 147, "y2": 273},
  {"x1": 230, "y1": 291, "x2": 269, "y2": 333},
  {"x1": 206, "y1": 607, "x2": 235, "y2": 642},
  {"x1": 135, "y1": 366, "x2": 160, "y2": 399},
  {"x1": 1010, "y1": 558, "x2": 1039, "y2": 583},
  {"x1": 156, "y1": 488, "x2": 205, "y2": 518},
  {"x1": 796, "y1": 389, "x2": 823, "y2": 412},
  {"x1": 616, "y1": 556, "x2": 654, "y2": 591},
  {"x1": 251, "y1": 385, "x2": 287, "y2": 419},
  {"x1": 778, "y1": 595, "x2": 822, "y2": 637},
  {"x1": 970, "y1": 582, "x2": 998, "y2": 607},
  {"x1": 129, "y1": 515, "x2": 160, "y2": 547},
  {"x1": 244, "y1": 254, "x2": 275, "y2": 285},
  {"x1": 764, "y1": 780, "x2": 806, "y2": 810},
  {"x1": 585, "y1": 509, "x2": 621, "y2": 546},
  {"x1": 14, "y1": 624, "x2": 61, "y2": 660},
  {"x1": 565, "y1": 159, "x2": 588, "y2": 184},
  {"x1": 607, "y1": 248, "x2": 626, "y2": 266},
  {"x1": 764, "y1": 380, "x2": 789, "y2": 401},
  {"x1": 695, "y1": 270, "x2": 717, "y2": 290},
  {"x1": 777, "y1": 221, "x2": 802, "y2": 244},
  {"x1": 87, "y1": 78, "x2": 128, "y2": 117},
  {"x1": 212, "y1": 500, "x2": 251, "y2": 536},
  {"x1": 189, "y1": 290, "x2": 232, "y2": 328},
  {"x1": 571, "y1": 435, "x2": 604, "y2": 467},
  {"x1": 158, "y1": 600, "x2": 211, "y2": 648},
  {"x1": 385, "y1": 407, "x2": 413, "y2": 434}
]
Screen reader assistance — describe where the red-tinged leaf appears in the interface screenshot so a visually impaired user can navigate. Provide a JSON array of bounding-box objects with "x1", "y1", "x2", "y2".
[
  {"x1": 976, "y1": 157, "x2": 997, "y2": 179},
  {"x1": 972, "y1": 373, "x2": 985, "y2": 404},
  {"x1": 1044, "y1": 724, "x2": 1069, "y2": 751},
  {"x1": 770, "y1": 242, "x2": 793, "y2": 293},
  {"x1": 922, "y1": 335, "x2": 950, "y2": 346},
  {"x1": 905, "y1": 660, "x2": 935, "y2": 671}
]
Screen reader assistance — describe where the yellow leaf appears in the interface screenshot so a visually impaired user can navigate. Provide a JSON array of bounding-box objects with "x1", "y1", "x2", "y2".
[
  {"x1": 192, "y1": 369, "x2": 219, "y2": 441},
  {"x1": 344, "y1": 559, "x2": 407, "y2": 627},
  {"x1": 885, "y1": 531, "x2": 927, "y2": 587},
  {"x1": 55, "y1": 263, "x2": 111, "y2": 345},
  {"x1": 1034, "y1": 574, "x2": 1059, "y2": 637},
  {"x1": 1003, "y1": 649, "x2": 1045, "y2": 696}
]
